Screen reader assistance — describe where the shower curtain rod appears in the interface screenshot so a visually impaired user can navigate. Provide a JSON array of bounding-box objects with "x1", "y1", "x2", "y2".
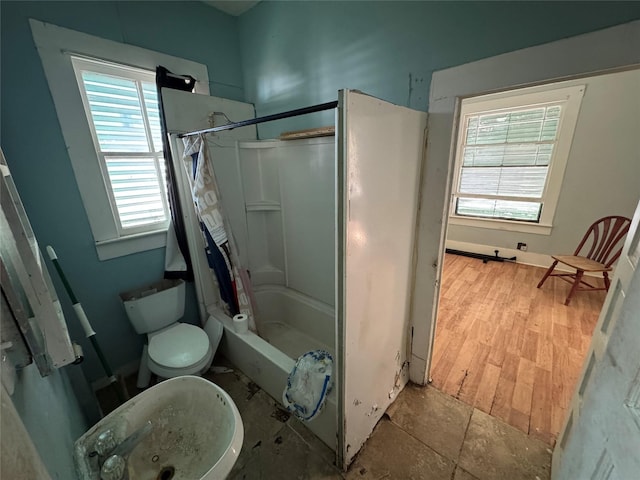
[{"x1": 178, "y1": 101, "x2": 338, "y2": 138}]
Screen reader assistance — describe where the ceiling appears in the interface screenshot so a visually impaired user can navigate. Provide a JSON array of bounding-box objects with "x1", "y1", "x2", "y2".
[{"x1": 202, "y1": 1, "x2": 261, "y2": 16}]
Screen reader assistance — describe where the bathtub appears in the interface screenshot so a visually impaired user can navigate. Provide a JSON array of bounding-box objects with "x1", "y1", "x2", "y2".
[{"x1": 207, "y1": 285, "x2": 337, "y2": 450}]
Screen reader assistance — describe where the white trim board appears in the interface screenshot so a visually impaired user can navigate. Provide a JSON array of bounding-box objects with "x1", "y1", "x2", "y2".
[
  {"x1": 448, "y1": 216, "x2": 553, "y2": 235},
  {"x1": 445, "y1": 240, "x2": 601, "y2": 278}
]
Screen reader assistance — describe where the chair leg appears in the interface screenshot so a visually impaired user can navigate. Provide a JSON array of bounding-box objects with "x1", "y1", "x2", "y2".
[
  {"x1": 537, "y1": 260, "x2": 559, "y2": 288},
  {"x1": 565, "y1": 269, "x2": 584, "y2": 306},
  {"x1": 603, "y1": 272, "x2": 611, "y2": 291}
]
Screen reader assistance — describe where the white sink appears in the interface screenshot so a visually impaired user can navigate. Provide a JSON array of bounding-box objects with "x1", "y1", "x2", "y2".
[{"x1": 75, "y1": 376, "x2": 243, "y2": 480}]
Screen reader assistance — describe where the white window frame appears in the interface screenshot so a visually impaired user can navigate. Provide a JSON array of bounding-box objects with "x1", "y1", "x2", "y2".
[
  {"x1": 449, "y1": 84, "x2": 585, "y2": 235},
  {"x1": 71, "y1": 57, "x2": 170, "y2": 236},
  {"x1": 30, "y1": 19, "x2": 209, "y2": 260}
]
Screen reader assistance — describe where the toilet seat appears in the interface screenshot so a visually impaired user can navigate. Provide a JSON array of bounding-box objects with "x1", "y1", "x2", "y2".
[{"x1": 147, "y1": 323, "x2": 213, "y2": 377}]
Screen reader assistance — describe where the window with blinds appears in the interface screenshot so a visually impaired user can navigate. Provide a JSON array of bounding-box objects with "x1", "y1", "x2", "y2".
[
  {"x1": 71, "y1": 57, "x2": 169, "y2": 234},
  {"x1": 455, "y1": 104, "x2": 562, "y2": 222},
  {"x1": 450, "y1": 84, "x2": 585, "y2": 232}
]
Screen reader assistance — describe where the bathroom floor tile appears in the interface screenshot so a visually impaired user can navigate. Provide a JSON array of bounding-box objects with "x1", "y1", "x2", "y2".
[
  {"x1": 235, "y1": 389, "x2": 290, "y2": 452},
  {"x1": 206, "y1": 369, "x2": 293, "y2": 472},
  {"x1": 96, "y1": 355, "x2": 553, "y2": 480},
  {"x1": 386, "y1": 384, "x2": 473, "y2": 462},
  {"x1": 458, "y1": 409, "x2": 552, "y2": 480},
  {"x1": 454, "y1": 466, "x2": 481, "y2": 480},
  {"x1": 228, "y1": 422, "x2": 343, "y2": 480},
  {"x1": 345, "y1": 418, "x2": 455, "y2": 480},
  {"x1": 205, "y1": 367, "x2": 264, "y2": 411},
  {"x1": 287, "y1": 416, "x2": 338, "y2": 467},
  {"x1": 204, "y1": 362, "x2": 342, "y2": 479}
]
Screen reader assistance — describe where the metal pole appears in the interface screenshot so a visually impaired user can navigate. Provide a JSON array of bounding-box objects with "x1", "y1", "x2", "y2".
[
  {"x1": 178, "y1": 101, "x2": 338, "y2": 138},
  {"x1": 47, "y1": 246, "x2": 127, "y2": 403}
]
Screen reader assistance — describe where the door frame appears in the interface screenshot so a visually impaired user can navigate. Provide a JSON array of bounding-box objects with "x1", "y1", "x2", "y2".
[
  {"x1": 409, "y1": 13, "x2": 640, "y2": 449},
  {"x1": 410, "y1": 19, "x2": 640, "y2": 384}
]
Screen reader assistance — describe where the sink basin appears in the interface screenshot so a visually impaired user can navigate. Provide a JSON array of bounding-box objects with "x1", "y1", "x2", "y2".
[{"x1": 75, "y1": 376, "x2": 243, "y2": 480}]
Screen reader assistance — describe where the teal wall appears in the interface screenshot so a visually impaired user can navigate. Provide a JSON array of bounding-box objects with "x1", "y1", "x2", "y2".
[
  {"x1": 0, "y1": 0, "x2": 243, "y2": 384},
  {"x1": 11, "y1": 364, "x2": 92, "y2": 479},
  {"x1": 1, "y1": 2, "x2": 242, "y2": 478},
  {"x1": 238, "y1": 1, "x2": 640, "y2": 139}
]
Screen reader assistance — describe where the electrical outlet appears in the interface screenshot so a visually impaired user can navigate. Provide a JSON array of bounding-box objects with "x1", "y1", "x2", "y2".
[{"x1": 517, "y1": 242, "x2": 528, "y2": 251}]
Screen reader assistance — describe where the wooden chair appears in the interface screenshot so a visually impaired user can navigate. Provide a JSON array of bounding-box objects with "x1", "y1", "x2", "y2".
[{"x1": 537, "y1": 216, "x2": 631, "y2": 305}]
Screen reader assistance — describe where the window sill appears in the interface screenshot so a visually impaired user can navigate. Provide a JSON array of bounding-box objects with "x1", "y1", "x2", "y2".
[
  {"x1": 448, "y1": 216, "x2": 553, "y2": 235},
  {"x1": 96, "y1": 229, "x2": 167, "y2": 261}
]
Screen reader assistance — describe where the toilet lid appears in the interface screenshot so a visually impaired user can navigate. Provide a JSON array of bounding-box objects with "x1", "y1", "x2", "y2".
[{"x1": 148, "y1": 323, "x2": 210, "y2": 369}]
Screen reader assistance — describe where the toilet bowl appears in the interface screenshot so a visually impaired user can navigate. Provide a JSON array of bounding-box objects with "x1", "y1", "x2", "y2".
[
  {"x1": 147, "y1": 322, "x2": 214, "y2": 377},
  {"x1": 120, "y1": 279, "x2": 215, "y2": 383}
]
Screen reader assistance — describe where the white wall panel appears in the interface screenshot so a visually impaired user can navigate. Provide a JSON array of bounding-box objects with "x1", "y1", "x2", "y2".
[
  {"x1": 338, "y1": 90, "x2": 427, "y2": 468},
  {"x1": 279, "y1": 138, "x2": 336, "y2": 307},
  {"x1": 237, "y1": 143, "x2": 286, "y2": 286},
  {"x1": 239, "y1": 144, "x2": 281, "y2": 206}
]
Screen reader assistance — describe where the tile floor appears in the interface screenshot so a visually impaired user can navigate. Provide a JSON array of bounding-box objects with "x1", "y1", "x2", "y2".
[{"x1": 96, "y1": 361, "x2": 552, "y2": 480}]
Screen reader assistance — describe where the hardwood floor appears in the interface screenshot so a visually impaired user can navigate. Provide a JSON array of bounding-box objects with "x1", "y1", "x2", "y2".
[{"x1": 430, "y1": 253, "x2": 606, "y2": 445}]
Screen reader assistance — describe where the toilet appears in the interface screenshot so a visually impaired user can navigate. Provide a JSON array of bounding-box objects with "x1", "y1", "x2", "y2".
[{"x1": 120, "y1": 279, "x2": 214, "y2": 384}]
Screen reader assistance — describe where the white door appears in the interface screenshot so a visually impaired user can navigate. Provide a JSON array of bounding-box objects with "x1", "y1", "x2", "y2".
[
  {"x1": 161, "y1": 89, "x2": 256, "y2": 319},
  {"x1": 552, "y1": 201, "x2": 640, "y2": 478},
  {"x1": 337, "y1": 90, "x2": 428, "y2": 469}
]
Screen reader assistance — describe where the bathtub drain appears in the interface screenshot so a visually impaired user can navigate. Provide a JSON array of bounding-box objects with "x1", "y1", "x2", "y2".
[{"x1": 157, "y1": 466, "x2": 175, "y2": 480}]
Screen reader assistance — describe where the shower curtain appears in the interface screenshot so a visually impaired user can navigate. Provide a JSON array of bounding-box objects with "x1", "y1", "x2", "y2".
[
  {"x1": 181, "y1": 135, "x2": 256, "y2": 332},
  {"x1": 156, "y1": 66, "x2": 197, "y2": 281}
]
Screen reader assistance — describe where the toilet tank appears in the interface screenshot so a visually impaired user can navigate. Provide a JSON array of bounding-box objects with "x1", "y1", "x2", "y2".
[{"x1": 120, "y1": 279, "x2": 186, "y2": 334}]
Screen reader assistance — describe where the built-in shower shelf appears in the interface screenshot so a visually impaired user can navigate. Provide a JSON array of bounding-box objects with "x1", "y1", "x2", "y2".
[
  {"x1": 251, "y1": 266, "x2": 285, "y2": 285},
  {"x1": 246, "y1": 201, "x2": 281, "y2": 212}
]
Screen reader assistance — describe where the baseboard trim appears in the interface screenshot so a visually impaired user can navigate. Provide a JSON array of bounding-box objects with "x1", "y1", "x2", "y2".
[{"x1": 445, "y1": 240, "x2": 600, "y2": 277}]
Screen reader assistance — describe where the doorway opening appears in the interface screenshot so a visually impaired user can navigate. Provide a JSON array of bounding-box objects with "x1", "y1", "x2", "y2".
[{"x1": 428, "y1": 66, "x2": 639, "y2": 446}]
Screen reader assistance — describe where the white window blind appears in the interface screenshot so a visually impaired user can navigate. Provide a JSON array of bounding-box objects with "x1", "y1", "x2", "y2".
[
  {"x1": 450, "y1": 84, "x2": 585, "y2": 233},
  {"x1": 72, "y1": 57, "x2": 169, "y2": 234},
  {"x1": 455, "y1": 104, "x2": 562, "y2": 222}
]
